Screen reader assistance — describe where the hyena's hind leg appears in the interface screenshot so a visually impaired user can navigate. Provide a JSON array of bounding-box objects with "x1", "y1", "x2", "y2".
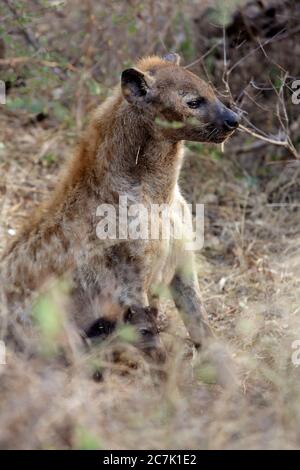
[
  {"x1": 0, "y1": 221, "x2": 75, "y2": 342},
  {"x1": 70, "y1": 242, "x2": 149, "y2": 335}
]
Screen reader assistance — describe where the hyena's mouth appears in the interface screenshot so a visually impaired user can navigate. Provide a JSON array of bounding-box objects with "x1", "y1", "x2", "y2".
[{"x1": 207, "y1": 127, "x2": 237, "y2": 144}]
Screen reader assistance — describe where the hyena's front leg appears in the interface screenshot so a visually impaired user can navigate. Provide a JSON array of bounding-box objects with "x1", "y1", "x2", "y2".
[
  {"x1": 170, "y1": 267, "x2": 238, "y2": 388},
  {"x1": 170, "y1": 259, "x2": 213, "y2": 348}
]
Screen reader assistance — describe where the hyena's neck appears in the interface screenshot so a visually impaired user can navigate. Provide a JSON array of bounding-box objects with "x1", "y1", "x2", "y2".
[{"x1": 93, "y1": 97, "x2": 185, "y2": 203}]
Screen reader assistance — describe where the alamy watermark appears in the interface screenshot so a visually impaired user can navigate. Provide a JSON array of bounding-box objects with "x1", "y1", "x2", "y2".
[
  {"x1": 0, "y1": 80, "x2": 6, "y2": 105},
  {"x1": 291, "y1": 340, "x2": 300, "y2": 367},
  {"x1": 95, "y1": 196, "x2": 204, "y2": 251},
  {"x1": 292, "y1": 79, "x2": 300, "y2": 105}
]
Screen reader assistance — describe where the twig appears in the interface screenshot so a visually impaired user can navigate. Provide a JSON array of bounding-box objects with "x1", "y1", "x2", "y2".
[
  {"x1": 222, "y1": 24, "x2": 230, "y2": 96},
  {"x1": 3, "y1": 0, "x2": 40, "y2": 51},
  {"x1": 184, "y1": 39, "x2": 223, "y2": 69},
  {"x1": 228, "y1": 27, "x2": 287, "y2": 76},
  {"x1": 238, "y1": 125, "x2": 299, "y2": 160},
  {"x1": 0, "y1": 57, "x2": 76, "y2": 71},
  {"x1": 220, "y1": 20, "x2": 299, "y2": 161},
  {"x1": 135, "y1": 146, "x2": 141, "y2": 165}
]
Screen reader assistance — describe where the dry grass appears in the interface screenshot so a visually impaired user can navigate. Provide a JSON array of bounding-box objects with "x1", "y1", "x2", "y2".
[{"x1": 1, "y1": 0, "x2": 300, "y2": 450}]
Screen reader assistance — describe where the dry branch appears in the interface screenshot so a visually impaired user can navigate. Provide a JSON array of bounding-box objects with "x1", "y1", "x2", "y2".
[
  {"x1": 238, "y1": 124, "x2": 299, "y2": 160},
  {"x1": 3, "y1": 0, "x2": 40, "y2": 51},
  {"x1": 0, "y1": 57, "x2": 77, "y2": 71}
]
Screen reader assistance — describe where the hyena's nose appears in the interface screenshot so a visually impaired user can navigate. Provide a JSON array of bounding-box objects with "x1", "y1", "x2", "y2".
[{"x1": 223, "y1": 109, "x2": 240, "y2": 130}]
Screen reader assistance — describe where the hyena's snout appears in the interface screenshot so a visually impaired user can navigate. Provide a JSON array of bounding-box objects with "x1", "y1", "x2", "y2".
[
  {"x1": 215, "y1": 100, "x2": 240, "y2": 132},
  {"x1": 222, "y1": 108, "x2": 240, "y2": 131}
]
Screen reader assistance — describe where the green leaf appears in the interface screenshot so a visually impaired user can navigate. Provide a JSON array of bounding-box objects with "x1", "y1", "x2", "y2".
[
  {"x1": 196, "y1": 363, "x2": 217, "y2": 384},
  {"x1": 117, "y1": 325, "x2": 138, "y2": 343},
  {"x1": 75, "y1": 427, "x2": 102, "y2": 450}
]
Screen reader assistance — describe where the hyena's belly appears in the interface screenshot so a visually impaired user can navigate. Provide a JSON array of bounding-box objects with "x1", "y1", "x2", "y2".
[
  {"x1": 148, "y1": 198, "x2": 193, "y2": 290},
  {"x1": 148, "y1": 237, "x2": 179, "y2": 289}
]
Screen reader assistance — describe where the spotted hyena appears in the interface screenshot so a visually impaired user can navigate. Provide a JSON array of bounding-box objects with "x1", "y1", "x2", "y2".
[{"x1": 0, "y1": 53, "x2": 239, "y2": 353}]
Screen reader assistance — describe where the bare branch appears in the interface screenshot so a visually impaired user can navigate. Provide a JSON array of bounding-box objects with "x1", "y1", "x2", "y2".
[
  {"x1": 0, "y1": 57, "x2": 76, "y2": 71},
  {"x1": 3, "y1": 0, "x2": 40, "y2": 51},
  {"x1": 220, "y1": 20, "x2": 299, "y2": 161},
  {"x1": 184, "y1": 39, "x2": 223, "y2": 70},
  {"x1": 238, "y1": 124, "x2": 299, "y2": 160}
]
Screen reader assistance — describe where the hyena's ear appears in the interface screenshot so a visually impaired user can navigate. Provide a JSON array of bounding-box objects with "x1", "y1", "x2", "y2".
[
  {"x1": 121, "y1": 68, "x2": 153, "y2": 105},
  {"x1": 163, "y1": 52, "x2": 181, "y2": 65}
]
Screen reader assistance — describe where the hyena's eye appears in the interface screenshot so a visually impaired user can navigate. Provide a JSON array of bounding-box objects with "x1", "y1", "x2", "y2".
[
  {"x1": 186, "y1": 97, "x2": 206, "y2": 109},
  {"x1": 140, "y1": 328, "x2": 153, "y2": 337}
]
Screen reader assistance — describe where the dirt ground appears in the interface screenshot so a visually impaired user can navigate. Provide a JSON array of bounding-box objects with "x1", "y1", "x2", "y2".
[{"x1": 0, "y1": 0, "x2": 300, "y2": 449}]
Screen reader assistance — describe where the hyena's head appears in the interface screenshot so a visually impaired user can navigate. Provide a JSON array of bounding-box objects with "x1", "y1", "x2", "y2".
[
  {"x1": 85, "y1": 306, "x2": 166, "y2": 363},
  {"x1": 121, "y1": 53, "x2": 239, "y2": 144},
  {"x1": 124, "y1": 306, "x2": 166, "y2": 363}
]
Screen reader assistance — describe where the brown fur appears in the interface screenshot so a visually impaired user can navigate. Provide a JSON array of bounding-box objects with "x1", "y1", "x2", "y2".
[{"x1": 0, "y1": 54, "x2": 239, "y2": 349}]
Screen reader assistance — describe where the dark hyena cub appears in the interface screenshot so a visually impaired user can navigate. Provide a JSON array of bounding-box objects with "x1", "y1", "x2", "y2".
[{"x1": 84, "y1": 305, "x2": 166, "y2": 364}]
